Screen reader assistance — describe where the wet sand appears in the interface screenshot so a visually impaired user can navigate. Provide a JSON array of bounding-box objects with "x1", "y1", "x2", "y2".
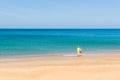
[{"x1": 0, "y1": 52, "x2": 120, "y2": 80}]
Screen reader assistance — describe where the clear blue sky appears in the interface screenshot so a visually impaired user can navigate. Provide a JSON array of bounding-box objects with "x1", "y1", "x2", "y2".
[{"x1": 0, "y1": 0, "x2": 120, "y2": 28}]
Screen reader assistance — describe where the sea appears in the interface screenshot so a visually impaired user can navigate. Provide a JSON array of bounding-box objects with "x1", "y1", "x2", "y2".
[{"x1": 0, "y1": 29, "x2": 120, "y2": 56}]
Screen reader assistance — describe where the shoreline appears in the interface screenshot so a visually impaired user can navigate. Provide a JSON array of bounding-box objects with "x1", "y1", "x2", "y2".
[{"x1": 0, "y1": 50, "x2": 120, "y2": 62}]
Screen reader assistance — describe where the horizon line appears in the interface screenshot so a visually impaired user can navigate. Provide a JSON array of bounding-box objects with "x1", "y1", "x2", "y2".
[{"x1": 0, "y1": 28, "x2": 120, "y2": 29}]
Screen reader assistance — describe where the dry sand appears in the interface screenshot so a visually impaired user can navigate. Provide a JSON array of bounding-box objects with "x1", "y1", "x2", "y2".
[{"x1": 0, "y1": 54, "x2": 120, "y2": 80}]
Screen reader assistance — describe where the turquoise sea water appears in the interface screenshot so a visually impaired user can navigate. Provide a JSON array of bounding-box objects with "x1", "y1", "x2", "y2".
[{"x1": 0, "y1": 29, "x2": 120, "y2": 56}]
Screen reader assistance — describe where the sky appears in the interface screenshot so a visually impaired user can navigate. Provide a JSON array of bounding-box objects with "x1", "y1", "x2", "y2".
[{"x1": 0, "y1": 0, "x2": 120, "y2": 28}]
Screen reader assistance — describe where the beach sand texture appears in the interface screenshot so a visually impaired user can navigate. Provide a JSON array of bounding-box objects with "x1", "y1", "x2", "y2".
[{"x1": 0, "y1": 56, "x2": 120, "y2": 80}]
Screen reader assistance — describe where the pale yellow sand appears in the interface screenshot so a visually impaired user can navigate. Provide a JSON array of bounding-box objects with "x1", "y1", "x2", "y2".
[{"x1": 0, "y1": 55, "x2": 120, "y2": 80}]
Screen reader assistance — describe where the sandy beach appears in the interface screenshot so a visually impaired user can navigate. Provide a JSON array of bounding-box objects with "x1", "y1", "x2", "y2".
[{"x1": 0, "y1": 52, "x2": 120, "y2": 80}]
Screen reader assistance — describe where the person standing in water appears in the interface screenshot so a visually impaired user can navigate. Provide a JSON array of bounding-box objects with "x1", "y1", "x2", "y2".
[{"x1": 77, "y1": 47, "x2": 82, "y2": 56}]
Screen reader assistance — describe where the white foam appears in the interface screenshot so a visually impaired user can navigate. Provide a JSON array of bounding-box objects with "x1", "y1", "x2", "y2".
[
  {"x1": 0, "y1": 59, "x2": 18, "y2": 62},
  {"x1": 63, "y1": 54, "x2": 77, "y2": 57}
]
